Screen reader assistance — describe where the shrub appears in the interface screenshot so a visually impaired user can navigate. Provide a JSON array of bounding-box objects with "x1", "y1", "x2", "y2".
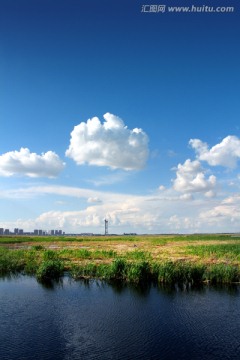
[
  {"x1": 204, "y1": 264, "x2": 240, "y2": 284},
  {"x1": 0, "y1": 248, "x2": 25, "y2": 275},
  {"x1": 23, "y1": 250, "x2": 39, "y2": 275},
  {"x1": 126, "y1": 261, "x2": 151, "y2": 284},
  {"x1": 152, "y1": 261, "x2": 206, "y2": 285},
  {"x1": 43, "y1": 249, "x2": 58, "y2": 260},
  {"x1": 32, "y1": 245, "x2": 45, "y2": 251},
  {"x1": 36, "y1": 259, "x2": 64, "y2": 282},
  {"x1": 110, "y1": 258, "x2": 127, "y2": 280}
]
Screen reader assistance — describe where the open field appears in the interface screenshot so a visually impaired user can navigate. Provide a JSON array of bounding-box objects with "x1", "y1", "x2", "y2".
[{"x1": 0, "y1": 234, "x2": 239, "y2": 284}]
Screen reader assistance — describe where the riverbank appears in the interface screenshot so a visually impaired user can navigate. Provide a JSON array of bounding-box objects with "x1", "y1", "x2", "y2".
[{"x1": 0, "y1": 234, "x2": 239, "y2": 284}]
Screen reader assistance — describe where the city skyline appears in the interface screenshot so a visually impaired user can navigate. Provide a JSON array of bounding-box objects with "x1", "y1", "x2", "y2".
[{"x1": 0, "y1": 227, "x2": 64, "y2": 236}]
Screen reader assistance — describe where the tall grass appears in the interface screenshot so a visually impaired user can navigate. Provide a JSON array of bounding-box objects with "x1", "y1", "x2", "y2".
[
  {"x1": 0, "y1": 248, "x2": 25, "y2": 275},
  {"x1": 59, "y1": 248, "x2": 117, "y2": 260},
  {"x1": 70, "y1": 263, "x2": 98, "y2": 279},
  {"x1": 203, "y1": 264, "x2": 239, "y2": 284},
  {"x1": 1, "y1": 237, "x2": 239, "y2": 285},
  {"x1": 36, "y1": 259, "x2": 64, "y2": 282},
  {"x1": 152, "y1": 261, "x2": 206, "y2": 284},
  {"x1": 127, "y1": 261, "x2": 151, "y2": 284},
  {"x1": 69, "y1": 258, "x2": 240, "y2": 285},
  {"x1": 70, "y1": 260, "x2": 151, "y2": 283},
  {"x1": 186, "y1": 244, "x2": 240, "y2": 261},
  {"x1": 0, "y1": 247, "x2": 64, "y2": 283},
  {"x1": 24, "y1": 249, "x2": 40, "y2": 275},
  {"x1": 35, "y1": 250, "x2": 64, "y2": 282},
  {"x1": 124, "y1": 250, "x2": 151, "y2": 261},
  {"x1": 0, "y1": 236, "x2": 84, "y2": 244}
]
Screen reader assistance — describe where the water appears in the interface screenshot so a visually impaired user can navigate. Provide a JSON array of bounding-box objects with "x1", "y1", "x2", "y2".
[{"x1": 0, "y1": 276, "x2": 240, "y2": 360}]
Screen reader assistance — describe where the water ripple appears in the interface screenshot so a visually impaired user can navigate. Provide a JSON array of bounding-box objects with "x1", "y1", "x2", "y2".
[{"x1": 0, "y1": 277, "x2": 240, "y2": 360}]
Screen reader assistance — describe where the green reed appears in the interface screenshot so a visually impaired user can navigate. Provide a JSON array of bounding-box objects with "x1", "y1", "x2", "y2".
[
  {"x1": 1, "y1": 241, "x2": 239, "y2": 285},
  {"x1": 186, "y1": 243, "x2": 240, "y2": 261}
]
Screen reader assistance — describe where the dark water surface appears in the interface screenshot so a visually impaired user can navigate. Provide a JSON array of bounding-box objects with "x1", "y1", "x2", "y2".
[{"x1": 0, "y1": 276, "x2": 239, "y2": 360}]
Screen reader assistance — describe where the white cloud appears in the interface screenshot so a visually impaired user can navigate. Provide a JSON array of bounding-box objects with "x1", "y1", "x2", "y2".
[
  {"x1": 0, "y1": 184, "x2": 128, "y2": 201},
  {"x1": 172, "y1": 159, "x2": 216, "y2": 195},
  {"x1": 87, "y1": 171, "x2": 131, "y2": 187},
  {"x1": 168, "y1": 215, "x2": 200, "y2": 232},
  {"x1": 65, "y1": 112, "x2": 149, "y2": 170},
  {"x1": 204, "y1": 190, "x2": 216, "y2": 198},
  {"x1": 0, "y1": 148, "x2": 65, "y2": 178},
  {"x1": 87, "y1": 197, "x2": 102, "y2": 204},
  {"x1": 190, "y1": 135, "x2": 240, "y2": 168},
  {"x1": 167, "y1": 150, "x2": 177, "y2": 158},
  {"x1": 179, "y1": 193, "x2": 193, "y2": 200},
  {"x1": 199, "y1": 194, "x2": 240, "y2": 228},
  {"x1": 55, "y1": 200, "x2": 66, "y2": 205},
  {"x1": 1, "y1": 184, "x2": 240, "y2": 234},
  {"x1": 35, "y1": 209, "x2": 103, "y2": 229}
]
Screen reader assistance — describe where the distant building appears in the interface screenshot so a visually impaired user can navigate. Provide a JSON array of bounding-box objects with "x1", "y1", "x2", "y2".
[
  {"x1": 104, "y1": 219, "x2": 108, "y2": 235},
  {"x1": 0, "y1": 227, "x2": 66, "y2": 236}
]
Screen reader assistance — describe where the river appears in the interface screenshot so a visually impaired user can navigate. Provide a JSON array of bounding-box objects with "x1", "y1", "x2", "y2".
[{"x1": 0, "y1": 275, "x2": 239, "y2": 359}]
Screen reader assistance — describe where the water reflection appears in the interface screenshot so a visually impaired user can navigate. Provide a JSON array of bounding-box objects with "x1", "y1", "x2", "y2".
[
  {"x1": 0, "y1": 276, "x2": 240, "y2": 360},
  {"x1": 109, "y1": 279, "x2": 152, "y2": 297},
  {"x1": 37, "y1": 277, "x2": 64, "y2": 290}
]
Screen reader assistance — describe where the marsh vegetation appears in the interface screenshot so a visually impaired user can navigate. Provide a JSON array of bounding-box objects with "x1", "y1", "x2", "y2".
[{"x1": 0, "y1": 234, "x2": 239, "y2": 284}]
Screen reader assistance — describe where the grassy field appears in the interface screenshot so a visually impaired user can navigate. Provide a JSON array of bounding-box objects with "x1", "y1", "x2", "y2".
[{"x1": 0, "y1": 234, "x2": 239, "y2": 284}]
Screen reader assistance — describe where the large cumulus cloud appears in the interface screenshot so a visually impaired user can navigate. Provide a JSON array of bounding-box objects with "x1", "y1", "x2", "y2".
[
  {"x1": 172, "y1": 159, "x2": 216, "y2": 195},
  {"x1": 190, "y1": 135, "x2": 240, "y2": 168},
  {"x1": 0, "y1": 148, "x2": 65, "y2": 178},
  {"x1": 65, "y1": 113, "x2": 149, "y2": 170}
]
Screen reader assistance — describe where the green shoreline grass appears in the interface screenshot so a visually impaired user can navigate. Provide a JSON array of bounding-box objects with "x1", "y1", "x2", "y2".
[{"x1": 0, "y1": 234, "x2": 239, "y2": 285}]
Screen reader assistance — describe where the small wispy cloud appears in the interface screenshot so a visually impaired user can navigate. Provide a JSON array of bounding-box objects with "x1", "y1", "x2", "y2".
[
  {"x1": 87, "y1": 197, "x2": 102, "y2": 204},
  {"x1": 167, "y1": 149, "x2": 177, "y2": 158},
  {"x1": 87, "y1": 171, "x2": 131, "y2": 187}
]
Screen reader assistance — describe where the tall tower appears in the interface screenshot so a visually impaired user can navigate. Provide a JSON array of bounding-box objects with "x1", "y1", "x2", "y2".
[{"x1": 104, "y1": 219, "x2": 108, "y2": 235}]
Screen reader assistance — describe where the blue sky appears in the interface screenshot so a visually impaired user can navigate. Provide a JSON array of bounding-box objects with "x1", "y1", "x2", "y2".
[{"x1": 0, "y1": 0, "x2": 240, "y2": 234}]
